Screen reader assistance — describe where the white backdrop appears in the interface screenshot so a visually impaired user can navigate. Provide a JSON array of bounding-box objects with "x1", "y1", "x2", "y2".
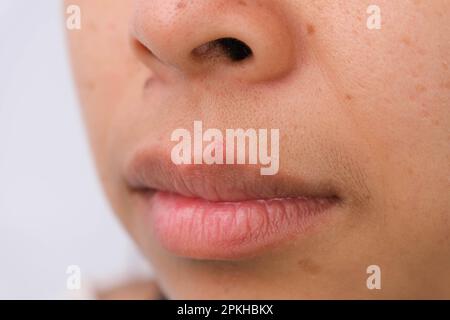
[{"x1": 0, "y1": 0, "x2": 151, "y2": 299}]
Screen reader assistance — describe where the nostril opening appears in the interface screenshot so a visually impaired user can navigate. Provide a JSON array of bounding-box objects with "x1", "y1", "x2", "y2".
[
  {"x1": 192, "y1": 37, "x2": 253, "y2": 62},
  {"x1": 217, "y1": 38, "x2": 253, "y2": 61}
]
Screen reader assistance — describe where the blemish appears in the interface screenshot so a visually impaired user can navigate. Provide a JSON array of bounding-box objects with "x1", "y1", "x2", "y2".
[
  {"x1": 345, "y1": 94, "x2": 353, "y2": 101},
  {"x1": 176, "y1": 1, "x2": 186, "y2": 9},
  {"x1": 415, "y1": 84, "x2": 427, "y2": 94},
  {"x1": 84, "y1": 80, "x2": 96, "y2": 92},
  {"x1": 237, "y1": 0, "x2": 247, "y2": 6},
  {"x1": 401, "y1": 36, "x2": 412, "y2": 46},
  {"x1": 442, "y1": 81, "x2": 450, "y2": 90},
  {"x1": 297, "y1": 259, "x2": 321, "y2": 275},
  {"x1": 306, "y1": 24, "x2": 316, "y2": 35}
]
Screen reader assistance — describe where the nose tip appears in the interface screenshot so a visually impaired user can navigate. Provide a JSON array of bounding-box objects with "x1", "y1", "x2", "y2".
[{"x1": 130, "y1": 0, "x2": 297, "y2": 83}]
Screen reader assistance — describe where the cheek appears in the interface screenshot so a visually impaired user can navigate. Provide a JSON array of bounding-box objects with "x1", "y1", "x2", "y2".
[
  {"x1": 312, "y1": 1, "x2": 449, "y2": 115},
  {"x1": 315, "y1": 1, "x2": 449, "y2": 151},
  {"x1": 67, "y1": 3, "x2": 151, "y2": 228},
  {"x1": 303, "y1": 1, "x2": 450, "y2": 221},
  {"x1": 68, "y1": 2, "x2": 143, "y2": 160}
]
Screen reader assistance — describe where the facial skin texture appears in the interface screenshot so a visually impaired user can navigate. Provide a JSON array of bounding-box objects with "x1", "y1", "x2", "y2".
[{"x1": 67, "y1": 0, "x2": 450, "y2": 299}]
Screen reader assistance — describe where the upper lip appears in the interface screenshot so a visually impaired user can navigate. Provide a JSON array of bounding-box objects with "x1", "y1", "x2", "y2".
[{"x1": 124, "y1": 146, "x2": 341, "y2": 202}]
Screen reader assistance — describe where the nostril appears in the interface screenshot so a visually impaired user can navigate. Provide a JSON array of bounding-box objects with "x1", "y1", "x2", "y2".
[
  {"x1": 192, "y1": 37, "x2": 253, "y2": 62},
  {"x1": 217, "y1": 38, "x2": 253, "y2": 61}
]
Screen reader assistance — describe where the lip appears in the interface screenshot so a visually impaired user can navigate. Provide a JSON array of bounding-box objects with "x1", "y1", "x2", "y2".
[{"x1": 125, "y1": 148, "x2": 341, "y2": 260}]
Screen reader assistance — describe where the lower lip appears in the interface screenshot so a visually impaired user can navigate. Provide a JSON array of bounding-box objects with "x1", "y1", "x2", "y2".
[{"x1": 140, "y1": 191, "x2": 337, "y2": 260}]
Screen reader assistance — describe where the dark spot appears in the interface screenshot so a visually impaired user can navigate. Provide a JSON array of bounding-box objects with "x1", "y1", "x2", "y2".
[
  {"x1": 237, "y1": 0, "x2": 247, "y2": 6},
  {"x1": 415, "y1": 84, "x2": 427, "y2": 94},
  {"x1": 401, "y1": 36, "x2": 412, "y2": 46},
  {"x1": 345, "y1": 94, "x2": 353, "y2": 101},
  {"x1": 306, "y1": 24, "x2": 316, "y2": 35},
  {"x1": 176, "y1": 1, "x2": 186, "y2": 9},
  {"x1": 84, "y1": 80, "x2": 96, "y2": 92},
  {"x1": 442, "y1": 81, "x2": 450, "y2": 90},
  {"x1": 297, "y1": 259, "x2": 321, "y2": 275}
]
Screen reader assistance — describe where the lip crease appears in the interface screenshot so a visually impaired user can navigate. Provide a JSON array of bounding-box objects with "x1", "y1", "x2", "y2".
[{"x1": 124, "y1": 148, "x2": 341, "y2": 260}]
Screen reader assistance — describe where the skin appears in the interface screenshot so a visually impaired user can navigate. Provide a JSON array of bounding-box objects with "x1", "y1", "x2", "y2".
[{"x1": 67, "y1": 0, "x2": 450, "y2": 299}]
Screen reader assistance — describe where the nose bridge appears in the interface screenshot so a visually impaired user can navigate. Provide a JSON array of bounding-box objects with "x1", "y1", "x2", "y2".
[{"x1": 131, "y1": 0, "x2": 297, "y2": 82}]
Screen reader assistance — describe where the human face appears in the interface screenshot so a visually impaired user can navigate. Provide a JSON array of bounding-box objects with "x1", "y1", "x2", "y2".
[{"x1": 67, "y1": 0, "x2": 450, "y2": 299}]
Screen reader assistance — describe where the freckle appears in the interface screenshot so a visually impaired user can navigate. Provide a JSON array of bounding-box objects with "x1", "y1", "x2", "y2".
[
  {"x1": 415, "y1": 84, "x2": 427, "y2": 93},
  {"x1": 306, "y1": 24, "x2": 316, "y2": 35},
  {"x1": 401, "y1": 36, "x2": 412, "y2": 46},
  {"x1": 85, "y1": 80, "x2": 96, "y2": 91},
  {"x1": 176, "y1": 1, "x2": 186, "y2": 9},
  {"x1": 297, "y1": 259, "x2": 320, "y2": 275},
  {"x1": 442, "y1": 81, "x2": 450, "y2": 90}
]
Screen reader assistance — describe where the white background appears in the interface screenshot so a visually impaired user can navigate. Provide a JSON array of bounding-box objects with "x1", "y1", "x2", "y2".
[{"x1": 0, "y1": 0, "x2": 151, "y2": 299}]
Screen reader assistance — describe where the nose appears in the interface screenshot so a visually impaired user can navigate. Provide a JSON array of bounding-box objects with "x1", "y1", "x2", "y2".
[{"x1": 130, "y1": 0, "x2": 297, "y2": 83}]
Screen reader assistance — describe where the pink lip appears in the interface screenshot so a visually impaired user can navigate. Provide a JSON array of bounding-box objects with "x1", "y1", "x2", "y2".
[
  {"x1": 125, "y1": 148, "x2": 341, "y2": 260},
  {"x1": 138, "y1": 190, "x2": 337, "y2": 260}
]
